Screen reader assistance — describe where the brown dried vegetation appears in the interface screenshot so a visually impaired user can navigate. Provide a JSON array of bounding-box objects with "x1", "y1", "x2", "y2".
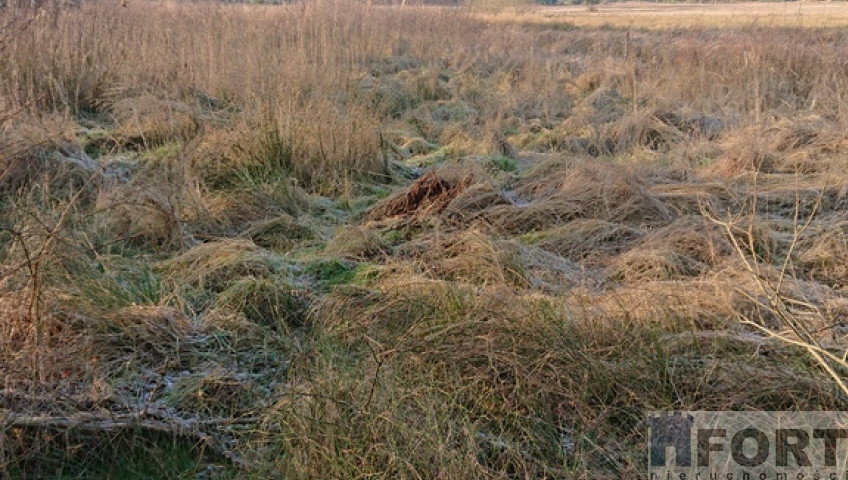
[{"x1": 3, "y1": 1, "x2": 848, "y2": 478}]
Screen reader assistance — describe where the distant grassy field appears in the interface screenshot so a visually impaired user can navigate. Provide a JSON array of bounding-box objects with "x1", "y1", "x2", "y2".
[
  {"x1": 2, "y1": 1, "x2": 848, "y2": 478},
  {"x1": 481, "y1": 1, "x2": 848, "y2": 28}
]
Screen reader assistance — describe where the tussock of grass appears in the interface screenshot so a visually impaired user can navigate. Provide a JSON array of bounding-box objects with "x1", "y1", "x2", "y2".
[
  {"x1": 399, "y1": 228, "x2": 528, "y2": 287},
  {"x1": 796, "y1": 215, "x2": 848, "y2": 288},
  {"x1": 708, "y1": 125, "x2": 781, "y2": 178},
  {"x1": 0, "y1": 115, "x2": 81, "y2": 193},
  {"x1": 325, "y1": 225, "x2": 390, "y2": 259},
  {"x1": 215, "y1": 276, "x2": 304, "y2": 331},
  {"x1": 526, "y1": 219, "x2": 643, "y2": 266},
  {"x1": 649, "y1": 181, "x2": 732, "y2": 216},
  {"x1": 606, "y1": 110, "x2": 686, "y2": 154},
  {"x1": 607, "y1": 216, "x2": 731, "y2": 282},
  {"x1": 187, "y1": 126, "x2": 270, "y2": 190},
  {"x1": 443, "y1": 180, "x2": 512, "y2": 220},
  {"x1": 162, "y1": 239, "x2": 288, "y2": 293},
  {"x1": 247, "y1": 214, "x2": 317, "y2": 252},
  {"x1": 161, "y1": 240, "x2": 296, "y2": 316},
  {"x1": 167, "y1": 370, "x2": 260, "y2": 417},
  {"x1": 71, "y1": 258, "x2": 163, "y2": 310},
  {"x1": 199, "y1": 184, "x2": 307, "y2": 236},
  {"x1": 96, "y1": 161, "x2": 199, "y2": 249},
  {"x1": 609, "y1": 246, "x2": 708, "y2": 282},
  {"x1": 708, "y1": 116, "x2": 848, "y2": 178},
  {"x1": 108, "y1": 93, "x2": 200, "y2": 149},
  {"x1": 91, "y1": 305, "x2": 195, "y2": 369},
  {"x1": 481, "y1": 157, "x2": 671, "y2": 234},
  {"x1": 566, "y1": 280, "x2": 736, "y2": 331}
]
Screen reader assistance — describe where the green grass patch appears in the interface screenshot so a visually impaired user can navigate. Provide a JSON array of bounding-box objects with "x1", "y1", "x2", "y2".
[
  {"x1": 74, "y1": 260, "x2": 164, "y2": 310},
  {"x1": 8, "y1": 430, "x2": 232, "y2": 480},
  {"x1": 487, "y1": 155, "x2": 518, "y2": 173},
  {"x1": 215, "y1": 275, "x2": 304, "y2": 330},
  {"x1": 305, "y1": 258, "x2": 380, "y2": 289}
]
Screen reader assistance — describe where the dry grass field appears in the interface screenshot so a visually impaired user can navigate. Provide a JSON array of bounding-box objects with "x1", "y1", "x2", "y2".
[
  {"x1": 483, "y1": 1, "x2": 848, "y2": 28},
  {"x1": 2, "y1": 0, "x2": 848, "y2": 478}
]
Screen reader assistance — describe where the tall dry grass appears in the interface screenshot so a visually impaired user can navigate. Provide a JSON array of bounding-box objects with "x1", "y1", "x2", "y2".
[
  {"x1": 3, "y1": 1, "x2": 848, "y2": 191},
  {"x1": 1, "y1": 0, "x2": 475, "y2": 192}
]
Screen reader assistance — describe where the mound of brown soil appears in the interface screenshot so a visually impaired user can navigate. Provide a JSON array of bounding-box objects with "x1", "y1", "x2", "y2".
[{"x1": 367, "y1": 171, "x2": 472, "y2": 221}]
